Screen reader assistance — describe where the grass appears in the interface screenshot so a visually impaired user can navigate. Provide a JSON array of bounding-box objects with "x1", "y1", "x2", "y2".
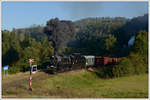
[{"x1": 2, "y1": 69, "x2": 148, "y2": 98}]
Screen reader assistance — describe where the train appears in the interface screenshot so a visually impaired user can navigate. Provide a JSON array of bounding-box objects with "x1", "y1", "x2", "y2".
[{"x1": 46, "y1": 53, "x2": 118, "y2": 74}]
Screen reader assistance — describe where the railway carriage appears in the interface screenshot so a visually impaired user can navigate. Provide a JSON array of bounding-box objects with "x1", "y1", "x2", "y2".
[
  {"x1": 83, "y1": 56, "x2": 95, "y2": 68},
  {"x1": 95, "y1": 56, "x2": 118, "y2": 67}
]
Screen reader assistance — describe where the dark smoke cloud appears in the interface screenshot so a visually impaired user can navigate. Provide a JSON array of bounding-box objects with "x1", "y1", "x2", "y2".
[{"x1": 44, "y1": 18, "x2": 75, "y2": 55}]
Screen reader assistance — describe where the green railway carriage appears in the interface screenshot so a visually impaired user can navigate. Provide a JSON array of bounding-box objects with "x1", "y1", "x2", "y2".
[{"x1": 83, "y1": 56, "x2": 95, "y2": 68}]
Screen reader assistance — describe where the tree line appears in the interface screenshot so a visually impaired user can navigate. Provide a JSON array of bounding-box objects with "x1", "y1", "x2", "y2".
[
  {"x1": 95, "y1": 30, "x2": 148, "y2": 78},
  {"x1": 2, "y1": 30, "x2": 53, "y2": 73},
  {"x1": 2, "y1": 14, "x2": 148, "y2": 76}
]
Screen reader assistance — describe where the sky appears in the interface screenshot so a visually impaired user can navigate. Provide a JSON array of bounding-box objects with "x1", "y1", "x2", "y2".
[{"x1": 2, "y1": 2, "x2": 148, "y2": 31}]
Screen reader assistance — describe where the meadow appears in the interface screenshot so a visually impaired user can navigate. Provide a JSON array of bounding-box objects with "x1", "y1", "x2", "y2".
[{"x1": 2, "y1": 69, "x2": 148, "y2": 98}]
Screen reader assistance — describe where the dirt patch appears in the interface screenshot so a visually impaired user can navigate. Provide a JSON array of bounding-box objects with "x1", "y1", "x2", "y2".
[{"x1": 2, "y1": 71, "x2": 50, "y2": 94}]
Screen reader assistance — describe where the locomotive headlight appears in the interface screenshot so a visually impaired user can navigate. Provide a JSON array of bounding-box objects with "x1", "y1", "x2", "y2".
[
  {"x1": 50, "y1": 65, "x2": 54, "y2": 68},
  {"x1": 86, "y1": 62, "x2": 88, "y2": 65}
]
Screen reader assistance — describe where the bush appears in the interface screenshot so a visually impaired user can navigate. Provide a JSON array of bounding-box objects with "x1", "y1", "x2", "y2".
[
  {"x1": 93, "y1": 66, "x2": 113, "y2": 78},
  {"x1": 112, "y1": 57, "x2": 132, "y2": 77},
  {"x1": 129, "y1": 53, "x2": 147, "y2": 74},
  {"x1": 94, "y1": 57, "x2": 132, "y2": 78},
  {"x1": 8, "y1": 65, "x2": 20, "y2": 74},
  {"x1": 19, "y1": 64, "x2": 30, "y2": 72}
]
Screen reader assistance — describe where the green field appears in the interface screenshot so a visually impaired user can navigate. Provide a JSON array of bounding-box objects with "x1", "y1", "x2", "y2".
[{"x1": 2, "y1": 69, "x2": 148, "y2": 98}]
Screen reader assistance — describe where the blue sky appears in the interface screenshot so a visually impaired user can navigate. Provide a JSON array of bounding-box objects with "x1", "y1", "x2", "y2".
[{"x1": 2, "y1": 2, "x2": 148, "y2": 31}]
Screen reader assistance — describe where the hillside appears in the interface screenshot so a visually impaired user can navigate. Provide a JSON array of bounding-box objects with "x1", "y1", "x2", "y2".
[
  {"x1": 11, "y1": 14, "x2": 148, "y2": 45},
  {"x1": 13, "y1": 25, "x2": 45, "y2": 41},
  {"x1": 2, "y1": 70, "x2": 148, "y2": 98},
  {"x1": 115, "y1": 14, "x2": 148, "y2": 45},
  {"x1": 13, "y1": 17, "x2": 129, "y2": 41},
  {"x1": 74, "y1": 17, "x2": 128, "y2": 33}
]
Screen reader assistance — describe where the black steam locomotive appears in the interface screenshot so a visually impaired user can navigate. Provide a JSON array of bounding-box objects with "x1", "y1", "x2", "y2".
[{"x1": 46, "y1": 53, "x2": 85, "y2": 74}]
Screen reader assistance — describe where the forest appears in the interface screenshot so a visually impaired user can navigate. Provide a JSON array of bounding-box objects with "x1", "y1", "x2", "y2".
[{"x1": 2, "y1": 14, "x2": 148, "y2": 77}]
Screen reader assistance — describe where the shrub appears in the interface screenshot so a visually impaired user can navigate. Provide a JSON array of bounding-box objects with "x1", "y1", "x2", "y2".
[
  {"x1": 93, "y1": 66, "x2": 113, "y2": 78},
  {"x1": 112, "y1": 57, "x2": 132, "y2": 77},
  {"x1": 8, "y1": 65, "x2": 20, "y2": 74},
  {"x1": 94, "y1": 57, "x2": 132, "y2": 78},
  {"x1": 129, "y1": 53, "x2": 147, "y2": 74}
]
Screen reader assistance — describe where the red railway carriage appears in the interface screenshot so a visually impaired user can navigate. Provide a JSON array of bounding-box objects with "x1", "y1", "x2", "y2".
[
  {"x1": 95, "y1": 56, "x2": 109, "y2": 66},
  {"x1": 95, "y1": 56, "x2": 118, "y2": 67},
  {"x1": 112, "y1": 58, "x2": 118, "y2": 63},
  {"x1": 95, "y1": 56, "x2": 103, "y2": 66},
  {"x1": 104, "y1": 57, "x2": 110, "y2": 65}
]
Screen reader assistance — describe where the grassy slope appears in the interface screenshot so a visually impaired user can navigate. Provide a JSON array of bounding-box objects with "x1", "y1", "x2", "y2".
[{"x1": 2, "y1": 69, "x2": 148, "y2": 98}]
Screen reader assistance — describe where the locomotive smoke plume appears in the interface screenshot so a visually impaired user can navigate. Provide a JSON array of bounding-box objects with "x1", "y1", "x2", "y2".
[
  {"x1": 44, "y1": 18, "x2": 75, "y2": 55},
  {"x1": 128, "y1": 36, "x2": 135, "y2": 47}
]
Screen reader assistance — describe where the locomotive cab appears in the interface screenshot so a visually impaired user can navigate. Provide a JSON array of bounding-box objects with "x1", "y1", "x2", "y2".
[{"x1": 47, "y1": 56, "x2": 60, "y2": 74}]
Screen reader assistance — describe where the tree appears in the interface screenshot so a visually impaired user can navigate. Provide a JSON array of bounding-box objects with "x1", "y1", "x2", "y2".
[
  {"x1": 131, "y1": 30, "x2": 148, "y2": 55},
  {"x1": 19, "y1": 33, "x2": 25, "y2": 42},
  {"x1": 2, "y1": 31, "x2": 21, "y2": 73},
  {"x1": 2, "y1": 31, "x2": 10, "y2": 57},
  {"x1": 104, "y1": 34, "x2": 117, "y2": 56},
  {"x1": 39, "y1": 37, "x2": 54, "y2": 66},
  {"x1": 130, "y1": 30, "x2": 148, "y2": 73}
]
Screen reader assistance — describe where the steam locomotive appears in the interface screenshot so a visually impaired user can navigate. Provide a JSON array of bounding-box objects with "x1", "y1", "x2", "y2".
[{"x1": 46, "y1": 53, "x2": 118, "y2": 74}]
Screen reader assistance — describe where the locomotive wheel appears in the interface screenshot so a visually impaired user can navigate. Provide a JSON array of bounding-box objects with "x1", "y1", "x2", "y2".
[
  {"x1": 53, "y1": 70, "x2": 57, "y2": 74},
  {"x1": 61, "y1": 67, "x2": 65, "y2": 72},
  {"x1": 68, "y1": 66, "x2": 72, "y2": 71},
  {"x1": 65, "y1": 66, "x2": 69, "y2": 71},
  {"x1": 52, "y1": 68, "x2": 57, "y2": 74}
]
